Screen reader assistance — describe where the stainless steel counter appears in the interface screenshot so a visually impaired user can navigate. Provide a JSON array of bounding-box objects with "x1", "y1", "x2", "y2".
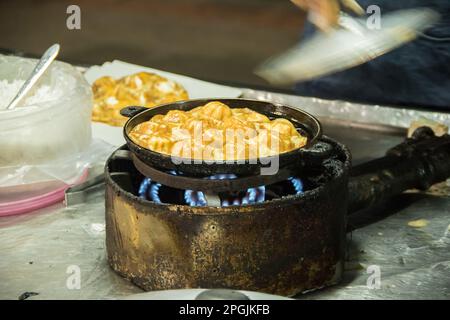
[{"x1": 1, "y1": 90, "x2": 449, "y2": 300}]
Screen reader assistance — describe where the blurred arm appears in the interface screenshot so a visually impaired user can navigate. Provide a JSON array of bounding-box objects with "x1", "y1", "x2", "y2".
[{"x1": 291, "y1": 0, "x2": 364, "y2": 31}]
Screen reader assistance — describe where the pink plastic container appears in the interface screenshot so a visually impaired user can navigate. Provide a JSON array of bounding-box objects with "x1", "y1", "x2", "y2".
[{"x1": 0, "y1": 169, "x2": 88, "y2": 217}]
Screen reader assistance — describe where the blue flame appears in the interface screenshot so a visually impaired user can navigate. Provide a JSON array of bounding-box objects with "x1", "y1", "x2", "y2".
[
  {"x1": 138, "y1": 172, "x2": 303, "y2": 206},
  {"x1": 138, "y1": 178, "x2": 151, "y2": 199},
  {"x1": 289, "y1": 177, "x2": 304, "y2": 194}
]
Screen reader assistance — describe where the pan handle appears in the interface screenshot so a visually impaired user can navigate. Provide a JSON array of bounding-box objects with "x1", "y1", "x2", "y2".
[
  {"x1": 348, "y1": 127, "x2": 450, "y2": 214},
  {"x1": 120, "y1": 106, "x2": 148, "y2": 118},
  {"x1": 299, "y1": 140, "x2": 335, "y2": 165}
]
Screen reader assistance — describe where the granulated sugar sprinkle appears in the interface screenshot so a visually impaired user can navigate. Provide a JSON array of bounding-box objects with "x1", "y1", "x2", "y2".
[{"x1": 0, "y1": 79, "x2": 63, "y2": 110}]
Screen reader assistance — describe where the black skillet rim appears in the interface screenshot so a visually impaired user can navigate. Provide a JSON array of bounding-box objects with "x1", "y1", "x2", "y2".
[{"x1": 122, "y1": 98, "x2": 323, "y2": 175}]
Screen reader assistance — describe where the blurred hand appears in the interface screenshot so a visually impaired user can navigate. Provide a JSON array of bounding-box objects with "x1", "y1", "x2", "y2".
[{"x1": 291, "y1": 0, "x2": 364, "y2": 31}]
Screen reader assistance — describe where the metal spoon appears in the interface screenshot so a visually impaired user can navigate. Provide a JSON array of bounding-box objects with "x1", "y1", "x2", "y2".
[{"x1": 6, "y1": 43, "x2": 60, "y2": 110}]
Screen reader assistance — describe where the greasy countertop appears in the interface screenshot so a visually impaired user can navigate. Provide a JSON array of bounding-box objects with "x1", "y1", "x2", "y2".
[{"x1": 1, "y1": 114, "x2": 449, "y2": 300}]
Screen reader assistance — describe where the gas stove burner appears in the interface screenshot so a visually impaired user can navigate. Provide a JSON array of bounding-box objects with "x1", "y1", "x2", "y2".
[
  {"x1": 105, "y1": 137, "x2": 353, "y2": 296},
  {"x1": 105, "y1": 128, "x2": 450, "y2": 296},
  {"x1": 138, "y1": 171, "x2": 303, "y2": 207}
]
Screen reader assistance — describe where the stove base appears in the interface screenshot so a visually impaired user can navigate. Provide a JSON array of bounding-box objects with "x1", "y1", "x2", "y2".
[{"x1": 105, "y1": 138, "x2": 351, "y2": 296}]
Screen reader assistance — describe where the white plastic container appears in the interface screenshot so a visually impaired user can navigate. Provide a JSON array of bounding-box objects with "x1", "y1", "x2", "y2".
[{"x1": 0, "y1": 54, "x2": 93, "y2": 190}]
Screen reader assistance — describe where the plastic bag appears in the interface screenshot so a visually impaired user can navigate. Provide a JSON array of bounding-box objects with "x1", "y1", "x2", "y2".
[{"x1": 0, "y1": 139, "x2": 115, "y2": 214}]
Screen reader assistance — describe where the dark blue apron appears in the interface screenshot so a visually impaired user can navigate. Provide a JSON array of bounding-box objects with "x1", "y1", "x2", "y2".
[{"x1": 294, "y1": 0, "x2": 450, "y2": 109}]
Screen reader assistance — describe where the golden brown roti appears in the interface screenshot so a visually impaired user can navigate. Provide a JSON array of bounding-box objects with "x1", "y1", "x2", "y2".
[
  {"x1": 129, "y1": 101, "x2": 308, "y2": 160},
  {"x1": 92, "y1": 72, "x2": 189, "y2": 127}
]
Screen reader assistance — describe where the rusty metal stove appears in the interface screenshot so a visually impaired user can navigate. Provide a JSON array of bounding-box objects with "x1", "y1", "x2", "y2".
[
  {"x1": 105, "y1": 136, "x2": 351, "y2": 296},
  {"x1": 104, "y1": 127, "x2": 450, "y2": 296}
]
